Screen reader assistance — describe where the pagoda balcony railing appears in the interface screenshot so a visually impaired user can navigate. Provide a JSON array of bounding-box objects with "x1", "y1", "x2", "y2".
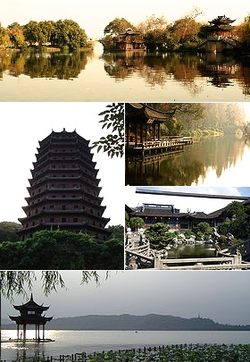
[
  {"x1": 54, "y1": 163, "x2": 97, "y2": 176},
  {"x1": 42, "y1": 209, "x2": 86, "y2": 214},
  {"x1": 41, "y1": 221, "x2": 106, "y2": 231},
  {"x1": 24, "y1": 195, "x2": 103, "y2": 208},
  {"x1": 33, "y1": 164, "x2": 96, "y2": 175},
  {"x1": 31, "y1": 173, "x2": 99, "y2": 187}
]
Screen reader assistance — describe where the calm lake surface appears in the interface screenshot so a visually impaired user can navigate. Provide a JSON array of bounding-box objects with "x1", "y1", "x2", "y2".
[
  {"x1": 2, "y1": 330, "x2": 250, "y2": 361},
  {"x1": 0, "y1": 44, "x2": 250, "y2": 102},
  {"x1": 126, "y1": 135, "x2": 250, "y2": 186}
]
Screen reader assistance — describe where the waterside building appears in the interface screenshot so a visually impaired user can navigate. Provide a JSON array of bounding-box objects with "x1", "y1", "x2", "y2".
[{"x1": 126, "y1": 203, "x2": 227, "y2": 231}]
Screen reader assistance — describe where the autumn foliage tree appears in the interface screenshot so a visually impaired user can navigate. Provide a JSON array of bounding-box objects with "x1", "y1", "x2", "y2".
[
  {"x1": 7, "y1": 22, "x2": 26, "y2": 49},
  {"x1": 235, "y1": 15, "x2": 250, "y2": 48},
  {"x1": 171, "y1": 7, "x2": 203, "y2": 47}
]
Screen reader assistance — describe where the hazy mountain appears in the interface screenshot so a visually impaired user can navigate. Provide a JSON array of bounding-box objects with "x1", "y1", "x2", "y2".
[
  {"x1": 2, "y1": 314, "x2": 250, "y2": 331},
  {"x1": 1, "y1": 318, "x2": 10, "y2": 325}
]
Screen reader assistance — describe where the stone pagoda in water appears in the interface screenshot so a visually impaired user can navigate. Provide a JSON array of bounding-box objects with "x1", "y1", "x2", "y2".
[
  {"x1": 9, "y1": 294, "x2": 53, "y2": 342},
  {"x1": 18, "y1": 129, "x2": 110, "y2": 242}
]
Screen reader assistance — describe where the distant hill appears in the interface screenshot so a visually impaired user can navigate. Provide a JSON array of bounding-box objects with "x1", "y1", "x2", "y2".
[{"x1": 2, "y1": 314, "x2": 250, "y2": 331}]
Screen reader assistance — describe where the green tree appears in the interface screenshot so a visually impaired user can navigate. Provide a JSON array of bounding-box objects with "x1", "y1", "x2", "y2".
[
  {"x1": 184, "y1": 229, "x2": 195, "y2": 239},
  {"x1": 0, "y1": 229, "x2": 124, "y2": 270},
  {"x1": 125, "y1": 211, "x2": 130, "y2": 228},
  {"x1": 144, "y1": 222, "x2": 172, "y2": 248},
  {"x1": 218, "y1": 220, "x2": 231, "y2": 236},
  {"x1": 51, "y1": 19, "x2": 88, "y2": 50},
  {"x1": 107, "y1": 224, "x2": 124, "y2": 240},
  {"x1": 38, "y1": 20, "x2": 56, "y2": 45},
  {"x1": 0, "y1": 221, "x2": 22, "y2": 242},
  {"x1": 193, "y1": 222, "x2": 213, "y2": 241},
  {"x1": 130, "y1": 217, "x2": 145, "y2": 230},
  {"x1": 104, "y1": 18, "x2": 135, "y2": 36},
  {"x1": 23, "y1": 21, "x2": 41, "y2": 45},
  {"x1": 92, "y1": 103, "x2": 124, "y2": 158},
  {"x1": 99, "y1": 238, "x2": 124, "y2": 269},
  {"x1": 99, "y1": 34, "x2": 115, "y2": 50},
  {"x1": 223, "y1": 201, "x2": 245, "y2": 219},
  {"x1": 220, "y1": 201, "x2": 250, "y2": 240}
]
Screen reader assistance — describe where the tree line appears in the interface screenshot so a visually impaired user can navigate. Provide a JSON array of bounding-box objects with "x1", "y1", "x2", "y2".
[
  {"x1": 144, "y1": 103, "x2": 247, "y2": 137},
  {"x1": 0, "y1": 19, "x2": 90, "y2": 51},
  {"x1": 1, "y1": 11, "x2": 250, "y2": 52},
  {"x1": 101, "y1": 11, "x2": 250, "y2": 52},
  {"x1": 0, "y1": 226, "x2": 124, "y2": 269}
]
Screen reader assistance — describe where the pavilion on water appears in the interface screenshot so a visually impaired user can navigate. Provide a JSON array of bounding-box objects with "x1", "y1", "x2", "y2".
[
  {"x1": 125, "y1": 103, "x2": 176, "y2": 149},
  {"x1": 124, "y1": 103, "x2": 194, "y2": 157},
  {"x1": 199, "y1": 15, "x2": 237, "y2": 53},
  {"x1": 9, "y1": 294, "x2": 53, "y2": 341},
  {"x1": 114, "y1": 29, "x2": 146, "y2": 51},
  {"x1": 208, "y1": 15, "x2": 236, "y2": 39}
]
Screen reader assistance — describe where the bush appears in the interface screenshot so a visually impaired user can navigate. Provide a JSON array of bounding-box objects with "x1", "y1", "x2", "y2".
[{"x1": 0, "y1": 228, "x2": 124, "y2": 269}]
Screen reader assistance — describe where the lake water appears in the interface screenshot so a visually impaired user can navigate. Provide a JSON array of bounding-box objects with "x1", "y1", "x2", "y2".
[
  {"x1": 0, "y1": 45, "x2": 250, "y2": 102},
  {"x1": 126, "y1": 135, "x2": 250, "y2": 186},
  {"x1": 1, "y1": 330, "x2": 250, "y2": 361}
]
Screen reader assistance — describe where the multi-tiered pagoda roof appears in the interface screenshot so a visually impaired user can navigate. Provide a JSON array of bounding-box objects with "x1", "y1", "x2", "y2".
[
  {"x1": 209, "y1": 15, "x2": 236, "y2": 32},
  {"x1": 18, "y1": 129, "x2": 110, "y2": 241}
]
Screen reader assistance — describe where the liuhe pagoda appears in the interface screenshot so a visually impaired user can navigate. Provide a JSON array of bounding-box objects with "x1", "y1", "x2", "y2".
[{"x1": 18, "y1": 129, "x2": 110, "y2": 242}]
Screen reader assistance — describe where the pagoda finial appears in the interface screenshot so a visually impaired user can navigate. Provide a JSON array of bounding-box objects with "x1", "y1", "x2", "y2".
[{"x1": 30, "y1": 293, "x2": 34, "y2": 301}]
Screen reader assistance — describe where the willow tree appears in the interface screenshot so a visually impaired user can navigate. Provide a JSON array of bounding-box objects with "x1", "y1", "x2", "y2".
[{"x1": 0, "y1": 271, "x2": 105, "y2": 300}]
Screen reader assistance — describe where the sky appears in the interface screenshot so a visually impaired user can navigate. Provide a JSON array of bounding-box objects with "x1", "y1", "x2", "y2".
[
  {"x1": 0, "y1": 102, "x2": 124, "y2": 227},
  {"x1": 126, "y1": 186, "x2": 250, "y2": 214},
  {"x1": 1, "y1": 270, "x2": 250, "y2": 326},
  {"x1": 1, "y1": 0, "x2": 249, "y2": 39}
]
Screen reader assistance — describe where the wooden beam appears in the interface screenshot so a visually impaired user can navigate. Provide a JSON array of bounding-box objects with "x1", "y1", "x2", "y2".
[{"x1": 136, "y1": 188, "x2": 249, "y2": 200}]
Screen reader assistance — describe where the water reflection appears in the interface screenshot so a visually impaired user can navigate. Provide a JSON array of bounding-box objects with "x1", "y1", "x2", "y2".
[
  {"x1": 168, "y1": 244, "x2": 215, "y2": 259},
  {"x1": 1, "y1": 340, "x2": 46, "y2": 362},
  {"x1": 15, "y1": 344, "x2": 46, "y2": 362},
  {"x1": 0, "y1": 48, "x2": 250, "y2": 100},
  {"x1": 0, "y1": 50, "x2": 90, "y2": 80},
  {"x1": 102, "y1": 51, "x2": 250, "y2": 96},
  {"x1": 126, "y1": 136, "x2": 250, "y2": 186}
]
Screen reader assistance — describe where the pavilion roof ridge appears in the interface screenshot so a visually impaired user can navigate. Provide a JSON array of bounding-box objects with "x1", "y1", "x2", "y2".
[
  {"x1": 13, "y1": 293, "x2": 50, "y2": 311},
  {"x1": 129, "y1": 103, "x2": 176, "y2": 120}
]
